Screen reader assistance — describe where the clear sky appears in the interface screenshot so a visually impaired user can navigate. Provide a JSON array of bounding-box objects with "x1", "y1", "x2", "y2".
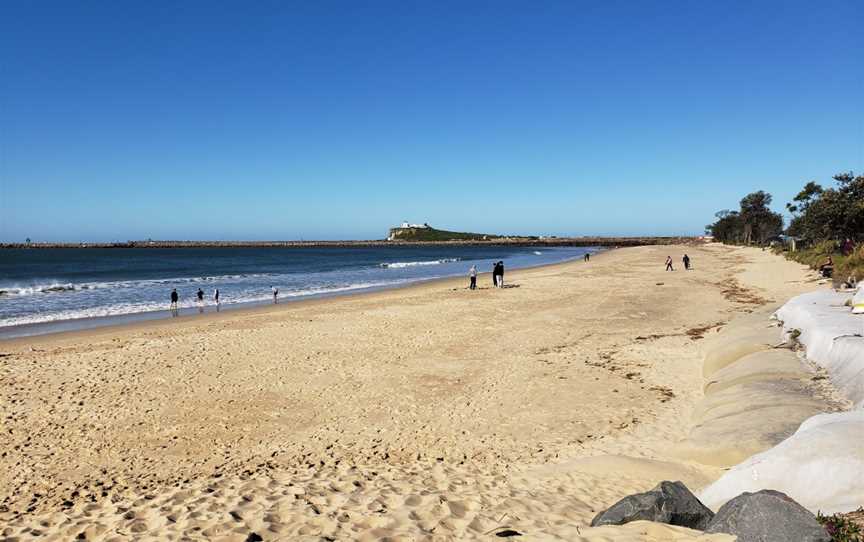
[{"x1": 1, "y1": 1, "x2": 862, "y2": 242}]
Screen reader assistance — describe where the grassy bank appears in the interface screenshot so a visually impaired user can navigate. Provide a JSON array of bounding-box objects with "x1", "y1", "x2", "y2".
[{"x1": 779, "y1": 241, "x2": 864, "y2": 284}]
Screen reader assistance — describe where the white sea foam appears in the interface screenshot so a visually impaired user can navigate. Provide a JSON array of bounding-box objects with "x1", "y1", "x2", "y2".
[
  {"x1": 0, "y1": 273, "x2": 277, "y2": 297},
  {"x1": 0, "y1": 279, "x2": 412, "y2": 328},
  {"x1": 379, "y1": 258, "x2": 461, "y2": 269},
  {"x1": 0, "y1": 282, "x2": 82, "y2": 296}
]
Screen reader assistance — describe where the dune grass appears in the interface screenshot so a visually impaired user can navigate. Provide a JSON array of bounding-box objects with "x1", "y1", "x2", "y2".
[
  {"x1": 780, "y1": 241, "x2": 864, "y2": 285},
  {"x1": 818, "y1": 509, "x2": 863, "y2": 542}
]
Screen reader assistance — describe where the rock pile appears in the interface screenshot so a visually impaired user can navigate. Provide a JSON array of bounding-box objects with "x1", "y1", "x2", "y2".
[
  {"x1": 592, "y1": 482, "x2": 830, "y2": 542},
  {"x1": 591, "y1": 481, "x2": 713, "y2": 530}
]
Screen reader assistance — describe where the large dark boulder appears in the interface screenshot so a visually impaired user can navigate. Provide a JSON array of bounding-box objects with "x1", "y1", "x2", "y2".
[
  {"x1": 590, "y1": 481, "x2": 714, "y2": 530},
  {"x1": 705, "y1": 490, "x2": 830, "y2": 541}
]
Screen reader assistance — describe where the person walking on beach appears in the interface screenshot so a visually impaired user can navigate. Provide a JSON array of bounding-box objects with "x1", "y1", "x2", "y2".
[
  {"x1": 469, "y1": 265, "x2": 477, "y2": 290},
  {"x1": 683, "y1": 254, "x2": 691, "y2": 270},
  {"x1": 170, "y1": 288, "x2": 179, "y2": 309},
  {"x1": 272, "y1": 286, "x2": 279, "y2": 304},
  {"x1": 497, "y1": 261, "x2": 505, "y2": 288},
  {"x1": 584, "y1": 252, "x2": 590, "y2": 262},
  {"x1": 492, "y1": 262, "x2": 499, "y2": 288},
  {"x1": 665, "y1": 256, "x2": 675, "y2": 271}
]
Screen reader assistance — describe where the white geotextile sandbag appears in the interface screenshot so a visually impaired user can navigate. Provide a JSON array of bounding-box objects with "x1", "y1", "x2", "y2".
[
  {"x1": 853, "y1": 284, "x2": 864, "y2": 314},
  {"x1": 774, "y1": 290, "x2": 864, "y2": 408},
  {"x1": 700, "y1": 410, "x2": 864, "y2": 515}
]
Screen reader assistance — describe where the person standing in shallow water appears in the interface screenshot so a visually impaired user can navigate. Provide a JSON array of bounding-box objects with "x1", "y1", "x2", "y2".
[
  {"x1": 469, "y1": 265, "x2": 477, "y2": 290},
  {"x1": 170, "y1": 288, "x2": 179, "y2": 309},
  {"x1": 272, "y1": 286, "x2": 279, "y2": 304},
  {"x1": 683, "y1": 254, "x2": 691, "y2": 270},
  {"x1": 665, "y1": 256, "x2": 675, "y2": 271}
]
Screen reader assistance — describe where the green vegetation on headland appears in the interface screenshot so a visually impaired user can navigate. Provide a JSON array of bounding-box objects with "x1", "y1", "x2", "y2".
[
  {"x1": 387, "y1": 225, "x2": 505, "y2": 242},
  {"x1": 706, "y1": 171, "x2": 864, "y2": 284}
]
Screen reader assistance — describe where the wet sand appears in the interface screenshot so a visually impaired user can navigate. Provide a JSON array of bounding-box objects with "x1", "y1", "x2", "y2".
[{"x1": 0, "y1": 244, "x2": 818, "y2": 540}]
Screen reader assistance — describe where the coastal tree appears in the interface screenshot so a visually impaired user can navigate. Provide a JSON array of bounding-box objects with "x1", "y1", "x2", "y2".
[
  {"x1": 786, "y1": 181, "x2": 823, "y2": 238},
  {"x1": 705, "y1": 210, "x2": 743, "y2": 243},
  {"x1": 785, "y1": 172, "x2": 864, "y2": 242},
  {"x1": 706, "y1": 191, "x2": 783, "y2": 245},
  {"x1": 738, "y1": 191, "x2": 783, "y2": 244}
]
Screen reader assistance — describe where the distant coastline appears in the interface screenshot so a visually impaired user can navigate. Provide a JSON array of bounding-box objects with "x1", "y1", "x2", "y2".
[{"x1": 1, "y1": 236, "x2": 701, "y2": 249}]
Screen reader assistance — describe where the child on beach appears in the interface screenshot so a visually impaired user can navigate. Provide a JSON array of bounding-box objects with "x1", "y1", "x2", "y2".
[
  {"x1": 665, "y1": 256, "x2": 674, "y2": 271},
  {"x1": 469, "y1": 265, "x2": 477, "y2": 290}
]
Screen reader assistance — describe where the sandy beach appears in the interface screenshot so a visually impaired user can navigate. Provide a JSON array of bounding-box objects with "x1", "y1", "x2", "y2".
[{"x1": 0, "y1": 243, "x2": 823, "y2": 541}]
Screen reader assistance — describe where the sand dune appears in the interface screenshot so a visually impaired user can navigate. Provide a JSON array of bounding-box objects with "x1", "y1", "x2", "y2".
[{"x1": 0, "y1": 244, "x2": 820, "y2": 540}]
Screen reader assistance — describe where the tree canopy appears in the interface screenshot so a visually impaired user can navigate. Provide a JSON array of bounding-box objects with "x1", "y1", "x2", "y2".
[
  {"x1": 786, "y1": 172, "x2": 864, "y2": 242},
  {"x1": 706, "y1": 191, "x2": 783, "y2": 245}
]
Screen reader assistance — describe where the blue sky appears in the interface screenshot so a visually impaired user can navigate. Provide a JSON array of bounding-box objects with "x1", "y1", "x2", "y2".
[{"x1": 1, "y1": 1, "x2": 862, "y2": 241}]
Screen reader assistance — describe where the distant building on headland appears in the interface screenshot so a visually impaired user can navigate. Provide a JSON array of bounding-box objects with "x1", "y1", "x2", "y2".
[
  {"x1": 400, "y1": 221, "x2": 429, "y2": 229},
  {"x1": 388, "y1": 221, "x2": 431, "y2": 240}
]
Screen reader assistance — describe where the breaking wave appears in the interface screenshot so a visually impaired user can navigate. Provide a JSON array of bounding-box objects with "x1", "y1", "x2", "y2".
[
  {"x1": 0, "y1": 279, "x2": 412, "y2": 328},
  {"x1": 0, "y1": 273, "x2": 276, "y2": 297},
  {"x1": 379, "y1": 258, "x2": 461, "y2": 269}
]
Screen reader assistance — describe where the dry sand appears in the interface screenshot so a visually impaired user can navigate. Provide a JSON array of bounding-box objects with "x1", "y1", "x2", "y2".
[{"x1": 0, "y1": 244, "x2": 820, "y2": 540}]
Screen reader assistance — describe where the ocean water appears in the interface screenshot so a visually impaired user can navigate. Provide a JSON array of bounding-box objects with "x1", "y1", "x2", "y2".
[{"x1": 0, "y1": 245, "x2": 596, "y2": 338}]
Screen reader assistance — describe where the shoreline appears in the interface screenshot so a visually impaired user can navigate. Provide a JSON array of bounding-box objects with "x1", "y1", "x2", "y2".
[{"x1": 0, "y1": 248, "x2": 611, "y2": 346}]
